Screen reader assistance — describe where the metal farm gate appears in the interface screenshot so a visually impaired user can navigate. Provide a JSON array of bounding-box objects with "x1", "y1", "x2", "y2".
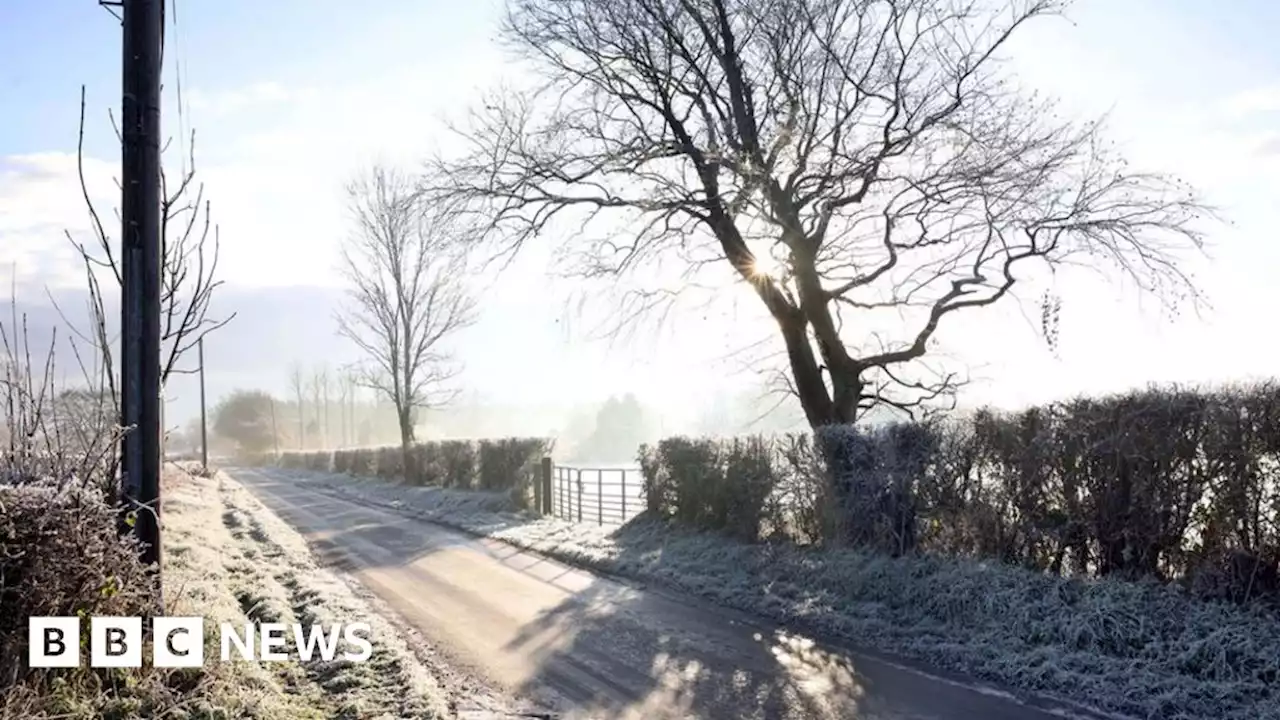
[{"x1": 548, "y1": 465, "x2": 645, "y2": 526}]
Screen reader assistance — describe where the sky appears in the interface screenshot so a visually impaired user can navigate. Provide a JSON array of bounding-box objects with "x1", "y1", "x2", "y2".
[{"x1": 1, "y1": 0, "x2": 1279, "y2": 430}]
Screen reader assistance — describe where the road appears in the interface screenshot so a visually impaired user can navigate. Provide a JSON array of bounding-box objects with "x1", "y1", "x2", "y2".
[{"x1": 231, "y1": 467, "x2": 1105, "y2": 720}]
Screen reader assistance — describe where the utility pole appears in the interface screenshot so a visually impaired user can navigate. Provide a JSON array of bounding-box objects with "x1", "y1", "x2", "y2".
[
  {"x1": 198, "y1": 337, "x2": 208, "y2": 470},
  {"x1": 119, "y1": 0, "x2": 165, "y2": 582}
]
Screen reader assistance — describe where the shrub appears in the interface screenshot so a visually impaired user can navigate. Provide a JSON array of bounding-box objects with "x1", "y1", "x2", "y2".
[
  {"x1": 374, "y1": 445, "x2": 402, "y2": 480},
  {"x1": 0, "y1": 483, "x2": 157, "y2": 690},
  {"x1": 476, "y1": 437, "x2": 554, "y2": 508},
  {"x1": 437, "y1": 441, "x2": 478, "y2": 489},
  {"x1": 720, "y1": 436, "x2": 777, "y2": 542},
  {"x1": 818, "y1": 422, "x2": 935, "y2": 556},
  {"x1": 348, "y1": 447, "x2": 375, "y2": 476},
  {"x1": 411, "y1": 442, "x2": 442, "y2": 486},
  {"x1": 332, "y1": 449, "x2": 352, "y2": 474},
  {"x1": 641, "y1": 436, "x2": 781, "y2": 542}
]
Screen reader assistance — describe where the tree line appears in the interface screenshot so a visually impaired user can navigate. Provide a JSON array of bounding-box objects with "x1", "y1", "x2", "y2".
[{"x1": 205, "y1": 372, "x2": 408, "y2": 457}]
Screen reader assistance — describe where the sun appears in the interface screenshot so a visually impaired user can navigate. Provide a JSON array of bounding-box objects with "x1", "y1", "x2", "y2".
[{"x1": 745, "y1": 252, "x2": 783, "y2": 282}]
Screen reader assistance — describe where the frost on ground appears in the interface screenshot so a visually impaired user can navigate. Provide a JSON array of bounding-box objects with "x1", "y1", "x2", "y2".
[
  {"x1": 164, "y1": 465, "x2": 465, "y2": 719},
  {"x1": 258, "y1": 466, "x2": 1280, "y2": 720}
]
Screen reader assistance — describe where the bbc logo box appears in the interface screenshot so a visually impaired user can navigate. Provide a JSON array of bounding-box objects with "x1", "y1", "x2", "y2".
[{"x1": 29, "y1": 616, "x2": 205, "y2": 669}]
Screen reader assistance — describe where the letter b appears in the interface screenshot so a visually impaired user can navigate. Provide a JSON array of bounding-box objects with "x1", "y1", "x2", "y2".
[
  {"x1": 28, "y1": 617, "x2": 80, "y2": 668},
  {"x1": 91, "y1": 617, "x2": 142, "y2": 668}
]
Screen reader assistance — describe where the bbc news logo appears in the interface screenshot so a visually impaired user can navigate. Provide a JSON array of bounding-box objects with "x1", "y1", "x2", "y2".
[{"x1": 29, "y1": 617, "x2": 373, "y2": 668}]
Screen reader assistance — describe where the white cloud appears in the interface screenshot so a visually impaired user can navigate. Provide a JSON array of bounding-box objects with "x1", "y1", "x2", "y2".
[
  {"x1": 1253, "y1": 133, "x2": 1280, "y2": 158},
  {"x1": 186, "y1": 81, "x2": 298, "y2": 117},
  {"x1": 0, "y1": 152, "x2": 118, "y2": 292},
  {"x1": 1222, "y1": 85, "x2": 1280, "y2": 119},
  {"x1": 183, "y1": 55, "x2": 511, "y2": 288}
]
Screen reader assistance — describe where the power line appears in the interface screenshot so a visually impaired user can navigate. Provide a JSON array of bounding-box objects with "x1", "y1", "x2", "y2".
[{"x1": 170, "y1": 0, "x2": 192, "y2": 176}]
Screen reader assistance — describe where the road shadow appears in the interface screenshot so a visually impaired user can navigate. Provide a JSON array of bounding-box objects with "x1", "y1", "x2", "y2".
[{"x1": 495, "y1": 577, "x2": 871, "y2": 719}]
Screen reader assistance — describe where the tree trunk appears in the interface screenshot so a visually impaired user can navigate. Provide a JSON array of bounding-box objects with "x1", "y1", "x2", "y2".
[
  {"x1": 775, "y1": 311, "x2": 867, "y2": 546},
  {"x1": 777, "y1": 313, "x2": 862, "y2": 428},
  {"x1": 295, "y1": 395, "x2": 305, "y2": 449},
  {"x1": 778, "y1": 314, "x2": 834, "y2": 426},
  {"x1": 397, "y1": 404, "x2": 416, "y2": 483}
]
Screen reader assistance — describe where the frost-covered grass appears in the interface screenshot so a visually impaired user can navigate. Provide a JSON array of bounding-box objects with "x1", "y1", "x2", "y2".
[
  {"x1": 161, "y1": 465, "x2": 453, "y2": 719},
  {"x1": 262, "y1": 465, "x2": 1280, "y2": 720}
]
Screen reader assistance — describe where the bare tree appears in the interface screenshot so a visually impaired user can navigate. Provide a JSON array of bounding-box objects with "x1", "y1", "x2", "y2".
[
  {"x1": 22, "y1": 87, "x2": 234, "y2": 504},
  {"x1": 337, "y1": 367, "x2": 356, "y2": 448},
  {"x1": 288, "y1": 362, "x2": 307, "y2": 449},
  {"x1": 337, "y1": 165, "x2": 477, "y2": 477},
  {"x1": 318, "y1": 364, "x2": 332, "y2": 447},
  {"x1": 432, "y1": 0, "x2": 1211, "y2": 428},
  {"x1": 1, "y1": 292, "x2": 123, "y2": 489},
  {"x1": 344, "y1": 369, "x2": 362, "y2": 447},
  {"x1": 60, "y1": 88, "x2": 234, "y2": 417},
  {"x1": 307, "y1": 367, "x2": 325, "y2": 449}
]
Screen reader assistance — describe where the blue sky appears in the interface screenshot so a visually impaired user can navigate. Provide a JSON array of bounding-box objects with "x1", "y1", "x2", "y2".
[
  {"x1": 1, "y1": 0, "x2": 1279, "y2": 428},
  {"x1": 0, "y1": 0, "x2": 503, "y2": 153}
]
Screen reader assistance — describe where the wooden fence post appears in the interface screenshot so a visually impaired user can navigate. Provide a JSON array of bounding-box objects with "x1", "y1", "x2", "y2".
[
  {"x1": 621, "y1": 469, "x2": 626, "y2": 519},
  {"x1": 540, "y1": 457, "x2": 552, "y2": 515}
]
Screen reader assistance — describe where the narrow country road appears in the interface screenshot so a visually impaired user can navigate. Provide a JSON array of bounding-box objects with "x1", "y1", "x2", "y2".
[{"x1": 229, "y1": 467, "x2": 1104, "y2": 720}]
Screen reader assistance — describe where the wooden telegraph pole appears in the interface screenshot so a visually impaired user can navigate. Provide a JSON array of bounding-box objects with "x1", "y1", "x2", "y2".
[
  {"x1": 199, "y1": 337, "x2": 208, "y2": 470},
  {"x1": 119, "y1": 0, "x2": 165, "y2": 586}
]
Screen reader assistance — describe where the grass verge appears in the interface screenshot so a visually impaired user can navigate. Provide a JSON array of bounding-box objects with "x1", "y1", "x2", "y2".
[{"x1": 163, "y1": 464, "x2": 452, "y2": 719}]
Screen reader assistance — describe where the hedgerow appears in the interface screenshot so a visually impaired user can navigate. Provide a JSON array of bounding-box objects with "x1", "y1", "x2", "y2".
[
  {"x1": 640, "y1": 382, "x2": 1280, "y2": 605},
  {"x1": 271, "y1": 436, "x2": 553, "y2": 508}
]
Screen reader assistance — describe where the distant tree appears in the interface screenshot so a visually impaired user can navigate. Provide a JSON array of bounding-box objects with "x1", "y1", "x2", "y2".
[
  {"x1": 48, "y1": 387, "x2": 116, "y2": 460},
  {"x1": 212, "y1": 390, "x2": 278, "y2": 455},
  {"x1": 341, "y1": 369, "x2": 361, "y2": 447},
  {"x1": 578, "y1": 394, "x2": 654, "y2": 462},
  {"x1": 695, "y1": 384, "x2": 809, "y2": 437},
  {"x1": 318, "y1": 365, "x2": 332, "y2": 447},
  {"x1": 288, "y1": 362, "x2": 307, "y2": 449},
  {"x1": 183, "y1": 416, "x2": 202, "y2": 453},
  {"x1": 561, "y1": 406, "x2": 598, "y2": 453},
  {"x1": 337, "y1": 369, "x2": 352, "y2": 447},
  {"x1": 693, "y1": 392, "x2": 736, "y2": 437},
  {"x1": 337, "y1": 164, "x2": 478, "y2": 476},
  {"x1": 433, "y1": 0, "x2": 1212, "y2": 429},
  {"x1": 308, "y1": 367, "x2": 325, "y2": 448}
]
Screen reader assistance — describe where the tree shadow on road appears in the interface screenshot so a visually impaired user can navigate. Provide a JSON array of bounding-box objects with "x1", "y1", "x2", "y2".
[{"x1": 494, "y1": 574, "x2": 874, "y2": 719}]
